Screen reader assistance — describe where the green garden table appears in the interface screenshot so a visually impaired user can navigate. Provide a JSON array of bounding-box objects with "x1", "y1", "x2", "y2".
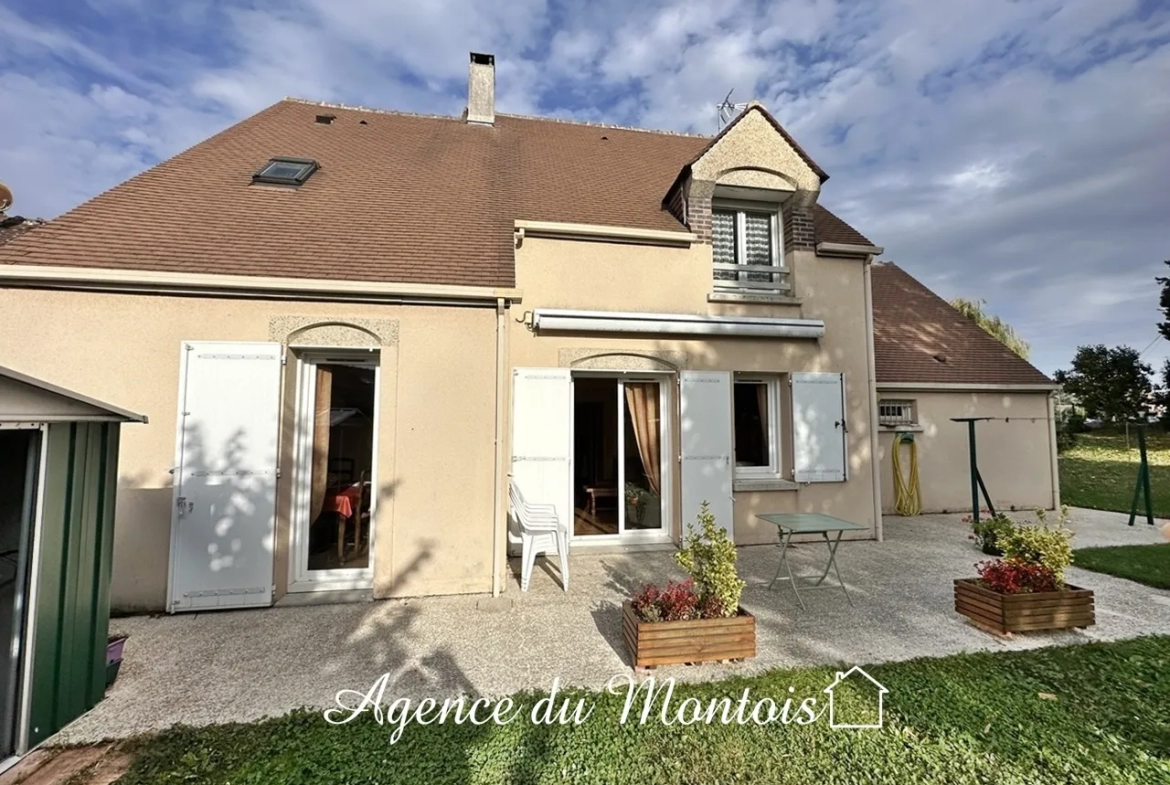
[{"x1": 756, "y1": 513, "x2": 868, "y2": 609}]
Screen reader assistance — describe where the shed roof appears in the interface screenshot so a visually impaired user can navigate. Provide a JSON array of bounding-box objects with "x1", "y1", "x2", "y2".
[
  {"x1": 0, "y1": 366, "x2": 148, "y2": 423},
  {"x1": 871, "y1": 263, "x2": 1053, "y2": 387}
]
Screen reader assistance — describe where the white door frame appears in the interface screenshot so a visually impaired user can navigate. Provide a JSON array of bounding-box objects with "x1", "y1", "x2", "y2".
[
  {"x1": 288, "y1": 350, "x2": 379, "y2": 592},
  {"x1": 569, "y1": 371, "x2": 674, "y2": 546}
]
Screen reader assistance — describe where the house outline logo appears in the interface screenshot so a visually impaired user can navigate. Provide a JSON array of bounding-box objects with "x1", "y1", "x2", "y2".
[{"x1": 822, "y1": 666, "x2": 888, "y2": 729}]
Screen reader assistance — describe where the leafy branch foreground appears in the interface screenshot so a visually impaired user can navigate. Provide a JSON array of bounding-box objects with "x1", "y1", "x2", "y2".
[{"x1": 119, "y1": 636, "x2": 1170, "y2": 785}]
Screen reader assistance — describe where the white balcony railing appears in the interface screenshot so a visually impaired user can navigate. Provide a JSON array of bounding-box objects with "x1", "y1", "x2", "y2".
[{"x1": 712, "y1": 262, "x2": 792, "y2": 295}]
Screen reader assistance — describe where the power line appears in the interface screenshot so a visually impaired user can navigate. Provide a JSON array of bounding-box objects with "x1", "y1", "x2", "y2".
[{"x1": 1139, "y1": 335, "x2": 1162, "y2": 357}]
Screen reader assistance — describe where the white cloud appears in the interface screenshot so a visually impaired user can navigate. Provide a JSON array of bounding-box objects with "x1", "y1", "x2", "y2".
[{"x1": 1, "y1": 0, "x2": 1168, "y2": 374}]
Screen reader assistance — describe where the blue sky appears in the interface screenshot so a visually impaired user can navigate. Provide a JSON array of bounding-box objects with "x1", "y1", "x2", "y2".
[{"x1": 2, "y1": 0, "x2": 1169, "y2": 375}]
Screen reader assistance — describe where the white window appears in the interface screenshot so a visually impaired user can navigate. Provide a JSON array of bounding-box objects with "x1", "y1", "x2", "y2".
[
  {"x1": 712, "y1": 204, "x2": 785, "y2": 293},
  {"x1": 733, "y1": 375, "x2": 780, "y2": 477},
  {"x1": 878, "y1": 399, "x2": 917, "y2": 427}
]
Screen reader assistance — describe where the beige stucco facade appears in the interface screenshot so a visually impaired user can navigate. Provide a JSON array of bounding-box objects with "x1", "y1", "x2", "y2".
[
  {"x1": 0, "y1": 289, "x2": 500, "y2": 612},
  {"x1": 509, "y1": 232, "x2": 879, "y2": 547},
  {"x1": 877, "y1": 389, "x2": 1059, "y2": 515}
]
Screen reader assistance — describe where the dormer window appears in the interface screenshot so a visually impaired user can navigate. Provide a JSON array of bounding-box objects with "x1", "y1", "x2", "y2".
[
  {"x1": 252, "y1": 157, "x2": 318, "y2": 186},
  {"x1": 711, "y1": 202, "x2": 788, "y2": 295}
]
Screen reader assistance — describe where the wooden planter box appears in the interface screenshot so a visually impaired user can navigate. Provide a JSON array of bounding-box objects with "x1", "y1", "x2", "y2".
[
  {"x1": 954, "y1": 578, "x2": 1095, "y2": 635},
  {"x1": 622, "y1": 601, "x2": 756, "y2": 668}
]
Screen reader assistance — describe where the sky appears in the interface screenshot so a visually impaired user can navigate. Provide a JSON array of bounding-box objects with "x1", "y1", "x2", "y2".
[{"x1": 1, "y1": 0, "x2": 1168, "y2": 376}]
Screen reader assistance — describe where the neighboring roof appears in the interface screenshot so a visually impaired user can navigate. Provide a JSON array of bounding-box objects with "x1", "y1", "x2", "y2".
[
  {"x1": 871, "y1": 263, "x2": 1053, "y2": 386},
  {"x1": 0, "y1": 365, "x2": 148, "y2": 423},
  {"x1": 0, "y1": 215, "x2": 44, "y2": 247},
  {"x1": 0, "y1": 99, "x2": 871, "y2": 288}
]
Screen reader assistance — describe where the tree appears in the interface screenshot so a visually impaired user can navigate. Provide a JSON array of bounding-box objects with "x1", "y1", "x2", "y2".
[
  {"x1": 1155, "y1": 260, "x2": 1170, "y2": 341},
  {"x1": 949, "y1": 298, "x2": 1030, "y2": 360},
  {"x1": 1054, "y1": 345, "x2": 1153, "y2": 424}
]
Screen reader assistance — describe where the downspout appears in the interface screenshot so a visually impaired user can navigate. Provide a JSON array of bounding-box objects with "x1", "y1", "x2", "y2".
[
  {"x1": 863, "y1": 258, "x2": 884, "y2": 541},
  {"x1": 1047, "y1": 391, "x2": 1061, "y2": 510},
  {"x1": 491, "y1": 297, "x2": 507, "y2": 596}
]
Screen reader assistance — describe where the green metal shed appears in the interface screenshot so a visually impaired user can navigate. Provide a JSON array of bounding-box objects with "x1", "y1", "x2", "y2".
[{"x1": 0, "y1": 365, "x2": 144, "y2": 767}]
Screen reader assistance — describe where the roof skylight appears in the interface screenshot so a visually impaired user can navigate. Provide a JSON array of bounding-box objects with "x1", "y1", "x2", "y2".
[{"x1": 253, "y1": 157, "x2": 318, "y2": 186}]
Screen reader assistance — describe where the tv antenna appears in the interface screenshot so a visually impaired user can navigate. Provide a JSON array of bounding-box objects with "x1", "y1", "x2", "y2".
[
  {"x1": 0, "y1": 182, "x2": 12, "y2": 214},
  {"x1": 716, "y1": 89, "x2": 750, "y2": 131}
]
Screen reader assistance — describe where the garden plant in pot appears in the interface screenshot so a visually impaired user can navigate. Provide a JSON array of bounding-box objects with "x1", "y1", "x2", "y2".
[
  {"x1": 623, "y1": 501, "x2": 755, "y2": 668},
  {"x1": 955, "y1": 507, "x2": 1095, "y2": 634}
]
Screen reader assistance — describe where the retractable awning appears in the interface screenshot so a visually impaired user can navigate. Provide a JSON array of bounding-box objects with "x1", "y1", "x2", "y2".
[{"x1": 531, "y1": 309, "x2": 825, "y2": 339}]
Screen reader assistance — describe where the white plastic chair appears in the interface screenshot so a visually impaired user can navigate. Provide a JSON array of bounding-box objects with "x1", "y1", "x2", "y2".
[{"x1": 508, "y1": 481, "x2": 569, "y2": 592}]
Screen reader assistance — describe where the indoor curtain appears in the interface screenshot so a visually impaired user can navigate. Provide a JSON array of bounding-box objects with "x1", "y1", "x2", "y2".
[
  {"x1": 624, "y1": 383, "x2": 661, "y2": 495},
  {"x1": 309, "y1": 366, "x2": 333, "y2": 522}
]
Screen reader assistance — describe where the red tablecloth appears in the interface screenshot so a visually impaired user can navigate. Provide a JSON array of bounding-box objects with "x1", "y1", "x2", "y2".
[{"x1": 325, "y1": 485, "x2": 362, "y2": 519}]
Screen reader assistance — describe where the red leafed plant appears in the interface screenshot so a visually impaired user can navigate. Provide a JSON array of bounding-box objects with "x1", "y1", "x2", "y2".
[
  {"x1": 631, "y1": 579, "x2": 707, "y2": 622},
  {"x1": 976, "y1": 558, "x2": 1059, "y2": 595}
]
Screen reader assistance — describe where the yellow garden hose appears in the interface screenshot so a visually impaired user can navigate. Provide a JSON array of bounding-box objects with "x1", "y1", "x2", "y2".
[{"x1": 893, "y1": 433, "x2": 922, "y2": 516}]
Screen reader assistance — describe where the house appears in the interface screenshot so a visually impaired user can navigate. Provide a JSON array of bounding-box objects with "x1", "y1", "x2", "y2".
[
  {"x1": 0, "y1": 52, "x2": 1057, "y2": 614},
  {"x1": 0, "y1": 365, "x2": 144, "y2": 762}
]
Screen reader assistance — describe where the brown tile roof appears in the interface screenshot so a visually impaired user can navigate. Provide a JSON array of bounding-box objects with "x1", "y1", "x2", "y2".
[
  {"x1": 872, "y1": 262, "x2": 1053, "y2": 386},
  {"x1": 0, "y1": 99, "x2": 872, "y2": 287}
]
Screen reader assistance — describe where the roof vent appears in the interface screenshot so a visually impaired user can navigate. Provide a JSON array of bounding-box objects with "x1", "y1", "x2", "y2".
[
  {"x1": 467, "y1": 52, "x2": 495, "y2": 125},
  {"x1": 933, "y1": 353, "x2": 948, "y2": 364},
  {"x1": 315, "y1": 114, "x2": 335, "y2": 125}
]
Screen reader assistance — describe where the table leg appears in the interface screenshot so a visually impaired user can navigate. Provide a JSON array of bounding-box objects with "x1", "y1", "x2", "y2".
[
  {"x1": 815, "y1": 530, "x2": 852, "y2": 606},
  {"x1": 337, "y1": 513, "x2": 345, "y2": 562},
  {"x1": 769, "y1": 529, "x2": 805, "y2": 610}
]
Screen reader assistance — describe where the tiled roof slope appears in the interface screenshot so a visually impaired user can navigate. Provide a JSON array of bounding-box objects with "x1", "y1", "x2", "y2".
[
  {"x1": 871, "y1": 262, "x2": 1053, "y2": 386},
  {"x1": 0, "y1": 100, "x2": 872, "y2": 287}
]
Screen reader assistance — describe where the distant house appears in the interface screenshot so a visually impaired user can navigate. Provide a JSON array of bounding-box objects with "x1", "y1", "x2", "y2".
[{"x1": 0, "y1": 52, "x2": 1057, "y2": 614}]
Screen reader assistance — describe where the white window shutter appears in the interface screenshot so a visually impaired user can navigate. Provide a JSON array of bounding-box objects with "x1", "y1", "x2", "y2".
[
  {"x1": 169, "y1": 342, "x2": 282, "y2": 612},
  {"x1": 510, "y1": 368, "x2": 572, "y2": 542},
  {"x1": 680, "y1": 371, "x2": 734, "y2": 541},
  {"x1": 792, "y1": 372, "x2": 847, "y2": 483}
]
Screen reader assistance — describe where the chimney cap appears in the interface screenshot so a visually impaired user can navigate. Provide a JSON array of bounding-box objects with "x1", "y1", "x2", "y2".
[{"x1": 470, "y1": 52, "x2": 495, "y2": 66}]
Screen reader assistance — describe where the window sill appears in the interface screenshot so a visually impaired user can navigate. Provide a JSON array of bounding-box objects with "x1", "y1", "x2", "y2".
[
  {"x1": 733, "y1": 477, "x2": 800, "y2": 492},
  {"x1": 709, "y1": 292, "x2": 802, "y2": 305},
  {"x1": 879, "y1": 424, "x2": 924, "y2": 433}
]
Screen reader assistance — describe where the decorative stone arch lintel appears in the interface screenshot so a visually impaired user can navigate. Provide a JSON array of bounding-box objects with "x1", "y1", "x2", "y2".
[
  {"x1": 269, "y1": 316, "x2": 400, "y2": 348},
  {"x1": 559, "y1": 349, "x2": 687, "y2": 372}
]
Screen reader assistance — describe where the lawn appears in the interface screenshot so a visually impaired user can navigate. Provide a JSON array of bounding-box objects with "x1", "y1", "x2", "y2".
[
  {"x1": 116, "y1": 637, "x2": 1170, "y2": 785},
  {"x1": 1075, "y1": 543, "x2": 1170, "y2": 590},
  {"x1": 1060, "y1": 430, "x2": 1170, "y2": 517}
]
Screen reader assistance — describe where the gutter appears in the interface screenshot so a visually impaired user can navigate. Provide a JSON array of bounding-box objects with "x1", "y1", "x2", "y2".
[
  {"x1": 877, "y1": 382, "x2": 1059, "y2": 392},
  {"x1": 0, "y1": 264, "x2": 522, "y2": 305},
  {"x1": 514, "y1": 220, "x2": 696, "y2": 247},
  {"x1": 863, "y1": 258, "x2": 883, "y2": 541},
  {"x1": 491, "y1": 298, "x2": 508, "y2": 597}
]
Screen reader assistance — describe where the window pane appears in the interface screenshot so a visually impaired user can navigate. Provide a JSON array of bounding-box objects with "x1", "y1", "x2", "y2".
[
  {"x1": 712, "y1": 211, "x2": 737, "y2": 280},
  {"x1": 733, "y1": 382, "x2": 769, "y2": 467},
  {"x1": 743, "y1": 212, "x2": 773, "y2": 282}
]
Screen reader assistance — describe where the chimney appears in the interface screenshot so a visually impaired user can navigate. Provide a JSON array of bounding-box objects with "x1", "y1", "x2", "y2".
[{"x1": 467, "y1": 52, "x2": 495, "y2": 125}]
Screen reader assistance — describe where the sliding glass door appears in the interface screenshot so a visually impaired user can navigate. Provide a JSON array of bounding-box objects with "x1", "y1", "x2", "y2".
[{"x1": 571, "y1": 374, "x2": 670, "y2": 542}]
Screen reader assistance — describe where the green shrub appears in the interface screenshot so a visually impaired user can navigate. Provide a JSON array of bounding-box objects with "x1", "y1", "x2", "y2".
[
  {"x1": 970, "y1": 513, "x2": 1015, "y2": 555},
  {"x1": 675, "y1": 501, "x2": 745, "y2": 617},
  {"x1": 999, "y1": 507, "x2": 1074, "y2": 583}
]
